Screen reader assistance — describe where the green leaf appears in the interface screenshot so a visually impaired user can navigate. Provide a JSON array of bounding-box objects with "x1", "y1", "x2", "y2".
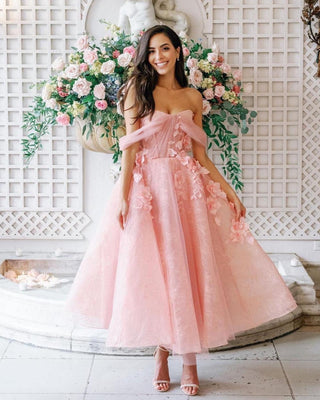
[
  {"x1": 250, "y1": 110, "x2": 257, "y2": 118},
  {"x1": 227, "y1": 116, "x2": 234, "y2": 125}
]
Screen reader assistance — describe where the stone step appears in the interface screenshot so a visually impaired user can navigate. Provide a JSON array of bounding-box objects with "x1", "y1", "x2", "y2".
[{"x1": 0, "y1": 252, "x2": 318, "y2": 354}]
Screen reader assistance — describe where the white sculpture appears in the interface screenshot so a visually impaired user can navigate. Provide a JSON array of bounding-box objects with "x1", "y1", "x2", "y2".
[
  {"x1": 154, "y1": 0, "x2": 189, "y2": 36},
  {"x1": 118, "y1": 0, "x2": 189, "y2": 38}
]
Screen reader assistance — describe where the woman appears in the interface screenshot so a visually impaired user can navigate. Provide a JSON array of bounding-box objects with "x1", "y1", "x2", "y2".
[{"x1": 65, "y1": 25, "x2": 298, "y2": 396}]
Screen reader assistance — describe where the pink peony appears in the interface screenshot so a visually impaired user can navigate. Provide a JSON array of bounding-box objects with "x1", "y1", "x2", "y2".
[
  {"x1": 203, "y1": 88, "x2": 214, "y2": 100},
  {"x1": 186, "y1": 57, "x2": 198, "y2": 70},
  {"x1": 95, "y1": 100, "x2": 107, "y2": 110},
  {"x1": 73, "y1": 77, "x2": 92, "y2": 97},
  {"x1": 190, "y1": 69, "x2": 203, "y2": 87},
  {"x1": 79, "y1": 63, "x2": 89, "y2": 72},
  {"x1": 101, "y1": 60, "x2": 116, "y2": 74},
  {"x1": 202, "y1": 99, "x2": 211, "y2": 115},
  {"x1": 182, "y1": 47, "x2": 190, "y2": 57},
  {"x1": 117, "y1": 53, "x2": 132, "y2": 67},
  {"x1": 233, "y1": 69, "x2": 242, "y2": 81},
  {"x1": 113, "y1": 50, "x2": 120, "y2": 58},
  {"x1": 93, "y1": 82, "x2": 105, "y2": 99},
  {"x1": 123, "y1": 46, "x2": 136, "y2": 57},
  {"x1": 83, "y1": 48, "x2": 98, "y2": 65},
  {"x1": 56, "y1": 113, "x2": 70, "y2": 126},
  {"x1": 207, "y1": 52, "x2": 218, "y2": 64},
  {"x1": 77, "y1": 35, "x2": 89, "y2": 51},
  {"x1": 214, "y1": 84, "x2": 225, "y2": 98}
]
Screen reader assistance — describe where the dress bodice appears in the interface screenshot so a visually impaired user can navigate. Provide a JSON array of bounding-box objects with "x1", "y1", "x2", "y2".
[{"x1": 119, "y1": 109, "x2": 207, "y2": 157}]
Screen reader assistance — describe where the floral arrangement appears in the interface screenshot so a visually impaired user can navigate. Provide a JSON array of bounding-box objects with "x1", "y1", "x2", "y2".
[
  {"x1": 22, "y1": 21, "x2": 256, "y2": 191},
  {"x1": 3, "y1": 268, "x2": 69, "y2": 290}
]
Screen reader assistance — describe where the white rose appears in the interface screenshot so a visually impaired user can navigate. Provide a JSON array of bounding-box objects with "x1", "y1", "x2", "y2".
[
  {"x1": 45, "y1": 98, "x2": 59, "y2": 109},
  {"x1": 202, "y1": 99, "x2": 211, "y2": 115},
  {"x1": 64, "y1": 64, "x2": 80, "y2": 79},
  {"x1": 72, "y1": 77, "x2": 92, "y2": 97},
  {"x1": 41, "y1": 83, "x2": 53, "y2": 101},
  {"x1": 51, "y1": 57, "x2": 65, "y2": 72},
  {"x1": 101, "y1": 60, "x2": 116, "y2": 74},
  {"x1": 117, "y1": 53, "x2": 132, "y2": 67},
  {"x1": 93, "y1": 82, "x2": 105, "y2": 100},
  {"x1": 207, "y1": 52, "x2": 218, "y2": 64},
  {"x1": 77, "y1": 35, "x2": 89, "y2": 51}
]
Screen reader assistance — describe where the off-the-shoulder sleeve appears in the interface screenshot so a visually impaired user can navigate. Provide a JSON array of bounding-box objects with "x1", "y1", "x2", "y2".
[
  {"x1": 119, "y1": 117, "x2": 165, "y2": 151},
  {"x1": 180, "y1": 118, "x2": 207, "y2": 148}
]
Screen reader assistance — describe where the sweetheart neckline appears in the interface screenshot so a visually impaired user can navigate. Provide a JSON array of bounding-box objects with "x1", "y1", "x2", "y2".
[{"x1": 154, "y1": 109, "x2": 194, "y2": 117}]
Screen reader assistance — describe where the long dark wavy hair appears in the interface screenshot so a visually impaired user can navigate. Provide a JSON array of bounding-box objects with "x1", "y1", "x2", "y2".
[{"x1": 118, "y1": 25, "x2": 188, "y2": 122}]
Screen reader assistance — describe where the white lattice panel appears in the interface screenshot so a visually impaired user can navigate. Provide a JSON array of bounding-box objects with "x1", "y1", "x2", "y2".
[
  {"x1": 0, "y1": 0, "x2": 89, "y2": 238},
  {"x1": 210, "y1": 0, "x2": 302, "y2": 213}
]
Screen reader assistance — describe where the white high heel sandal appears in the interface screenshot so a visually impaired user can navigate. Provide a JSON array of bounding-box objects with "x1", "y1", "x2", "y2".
[{"x1": 152, "y1": 345, "x2": 170, "y2": 392}]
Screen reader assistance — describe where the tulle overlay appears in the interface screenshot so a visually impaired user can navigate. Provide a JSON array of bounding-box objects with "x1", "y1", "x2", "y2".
[{"x1": 64, "y1": 109, "x2": 298, "y2": 355}]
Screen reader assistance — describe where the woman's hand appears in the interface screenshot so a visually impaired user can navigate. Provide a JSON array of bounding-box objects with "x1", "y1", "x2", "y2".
[
  {"x1": 227, "y1": 192, "x2": 246, "y2": 221},
  {"x1": 117, "y1": 198, "x2": 129, "y2": 230}
]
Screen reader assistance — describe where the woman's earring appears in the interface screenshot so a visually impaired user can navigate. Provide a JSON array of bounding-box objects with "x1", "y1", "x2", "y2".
[{"x1": 176, "y1": 57, "x2": 179, "y2": 62}]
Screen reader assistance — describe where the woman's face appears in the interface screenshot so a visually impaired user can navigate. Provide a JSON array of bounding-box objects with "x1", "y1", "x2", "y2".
[{"x1": 147, "y1": 33, "x2": 180, "y2": 76}]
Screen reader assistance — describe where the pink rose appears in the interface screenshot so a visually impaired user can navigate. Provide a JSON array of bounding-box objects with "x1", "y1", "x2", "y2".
[
  {"x1": 83, "y1": 48, "x2": 98, "y2": 65},
  {"x1": 56, "y1": 113, "x2": 70, "y2": 126},
  {"x1": 123, "y1": 46, "x2": 136, "y2": 57},
  {"x1": 233, "y1": 69, "x2": 242, "y2": 81},
  {"x1": 207, "y1": 52, "x2": 218, "y2": 64},
  {"x1": 79, "y1": 63, "x2": 89, "y2": 72},
  {"x1": 113, "y1": 50, "x2": 120, "y2": 58},
  {"x1": 95, "y1": 100, "x2": 108, "y2": 110},
  {"x1": 186, "y1": 57, "x2": 198, "y2": 70},
  {"x1": 203, "y1": 88, "x2": 214, "y2": 100},
  {"x1": 73, "y1": 77, "x2": 92, "y2": 97},
  {"x1": 182, "y1": 47, "x2": 190, "y2": 57},
  {"x1": 190, "y1": 69, "x2": 203, "y2": 87},
  {"x1": 77, "y1": 35, "x2": 89, "y2": 51},
  {"x1": 221, "y1": 63, "x2": 232, "y2": 74},
  {"x1": 117, "y1": 53, "x2": 132, "y2": 67},
  {"x1": 202, "y1": 99, "x2": 211, "y2": 115},
  {"x1": 93, "y1": 82, "x2": 105, "y2": 99},
  {"x1": 214, "y1": 84, "x2": 225, "y2": 98}
]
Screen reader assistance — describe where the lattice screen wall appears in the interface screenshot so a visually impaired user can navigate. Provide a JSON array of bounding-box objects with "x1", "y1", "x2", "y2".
[
  {"x1": 210, "y1": 0, "x2": 319, "y2": 239},
  {"x1": 0, "y1": 0, "x2": 90, "y2": 238},
  {"x1": 0, "y1": 0, "x2": 319, "y2": 240}
]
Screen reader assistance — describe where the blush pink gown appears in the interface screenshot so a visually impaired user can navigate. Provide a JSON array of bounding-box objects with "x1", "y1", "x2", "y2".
[{"x1": 64, "y1": 109, "x2": 298, "y2": 355}]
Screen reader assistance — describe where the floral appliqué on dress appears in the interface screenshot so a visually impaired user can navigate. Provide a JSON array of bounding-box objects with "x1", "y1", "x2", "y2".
[
  {"x1": 168, "y1": 115, "x2": 210, "y2": 200},
  {"x1": 230, "y1": 217, "x2": 254, "y2": 245},
  {"x1": 206, "y1": 180, "x2": 227, "y2": 226},
  {"x1": 131, "y1": 148, "x2": 153, "y2": 214}
]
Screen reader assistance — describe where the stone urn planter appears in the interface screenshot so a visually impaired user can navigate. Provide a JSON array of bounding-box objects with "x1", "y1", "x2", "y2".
[{"x1": 74, "y1": 118, "x2": 125, "y2": 154}]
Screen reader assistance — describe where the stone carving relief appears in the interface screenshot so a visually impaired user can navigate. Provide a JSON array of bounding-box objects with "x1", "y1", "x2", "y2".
[{"x1": 118, "y1": 0, "x2": 190, "y2": 38}]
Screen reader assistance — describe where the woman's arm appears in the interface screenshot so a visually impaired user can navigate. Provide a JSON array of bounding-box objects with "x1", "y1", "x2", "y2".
[
  {"x1": 117, "y1": 85, "x2": 140, "y2": 229},
  {"x1": 190, "y1": 89, "x2": 246, "y2": 221}
]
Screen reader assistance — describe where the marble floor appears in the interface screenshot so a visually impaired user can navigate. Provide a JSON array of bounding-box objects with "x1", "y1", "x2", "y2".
[{"x1": 0, "y1": 326, "x2": 319, "y2": 400}]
